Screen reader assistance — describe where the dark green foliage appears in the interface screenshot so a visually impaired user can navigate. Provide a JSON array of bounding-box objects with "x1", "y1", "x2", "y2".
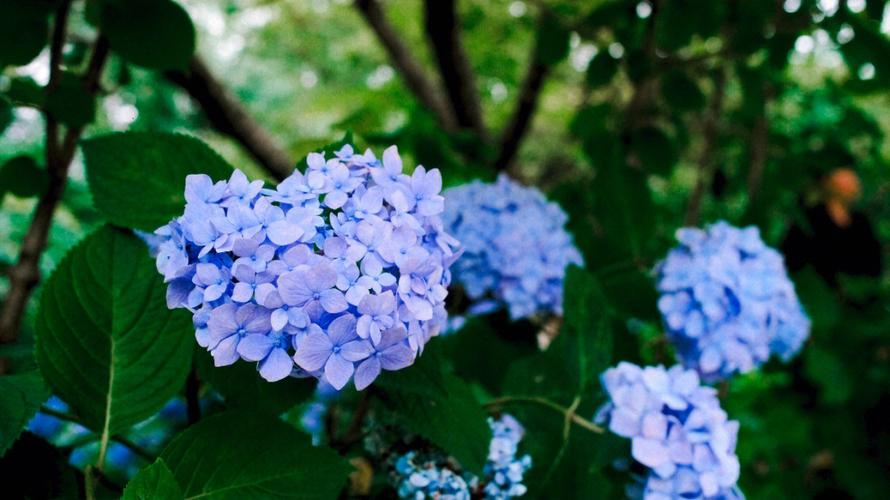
[
  {"x1": 82, "y1": 132, "x2": 233, "y2": 231},
  {"x1": 101, "y1": 0, "x2": 196, "y2": 71},
  {"x1": 0, "y1": 156, "x2": 49, "y2": 200},
  {"x1": 123, "y1": 459, "x2": 183, "y2": 499},
  {"x1": 194, "y1": 348, "x2": 315, "y2": 416},
  {"x1": 35, "y1": 226, "x2": 195, "y2": 434},
  {"x1": 0, "y1": 432, "x2": 80, "y2": 498},
  {"x1": 378, "y1": 347, "x2": 492, "y2": 475},
  {"x1": 45, "y1": 72, "x2": 96, "y2": 128},
  {"x1": 160, "y1": 410, "x2": 351, "y2": 498},
  {"x1": 0, "y1": 0, "x2": 51, "y2": 67},
  {"x1": 535, "y1": 13, "x2": 571, "y2": 66},
  {"x1": 0, "y1": 370, "x2": 50, "y2": 456}
]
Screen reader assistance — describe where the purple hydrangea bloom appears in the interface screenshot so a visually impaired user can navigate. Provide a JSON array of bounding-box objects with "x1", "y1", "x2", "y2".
[
  {"x1": 597, "y1": 363, "x2": 743, "y2": 500},
  {"x1": 152, "y1": 145, "x2": 460, "y2": 390},
  {"x1": 442, "y1": 174, "x2": 583, "y2": 320},
  {"x1": 655, "y1": 222, "x2": 811, "y2": 381}
]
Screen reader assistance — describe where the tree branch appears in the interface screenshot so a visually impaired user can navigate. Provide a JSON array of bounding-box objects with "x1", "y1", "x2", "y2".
[
  {"x1": 0, "y1": 6, "x2": 109, "y2": 344},
  {"x1": 684, "y1": 67, "x2": 727, "y2": 226},
  {"x1": 354, "y1": 0, "x2": 458, "y2": 132},
  {"x1": 423, "y1": 0, "x2": 486, "y2": 138},
  {"x1": 493, "y1": 55, "x2": 549, "y2": 173},
  {"x1": 746, "y1": 84, "x2": 772, "y2": 203},
  {"x1": 166, "y1": 57, "x2": 293, "y2": 180}
]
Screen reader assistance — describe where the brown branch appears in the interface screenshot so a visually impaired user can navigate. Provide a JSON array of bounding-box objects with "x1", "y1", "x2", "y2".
[
  {"x1": 746, "y1": 84, "x2": 772, "y2": 203},
  {"x1": 0, "y1": 5, "x2": 109, "y2": 344},
  {"x1": 684, "y1": 67, "x2": 727, "y2": 226},
  {"x1": 423, "y1": 0, "x2": 486, "y2": 138},
  {"x1": 166, "y1": 57, "x2": 293, "y2": 180},
  {"x1": 493, "y1": 51, "x2": 550, "y2": 173},
  {"x1": 355, "y1": 0, "x2": 457, "y2": 132}
]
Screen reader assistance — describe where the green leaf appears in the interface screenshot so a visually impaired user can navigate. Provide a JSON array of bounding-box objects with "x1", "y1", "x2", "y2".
[
  {"x1": 0, "y1": 0, "x2": 50, "y2": 67},
  {"x1": 0, "y1": 95, "x2": 12, "y2": 134},
  {"x1": 5, "y1": 77, "x2": 45, "y2": 107},
  {"x1": 123, "y1": 459, "x2": 183, "y2": 500},
  {"x1": 0, "y1": 156, "x2": 49, "y2": 199},
  {"x1": 535, "y1": 14, "x2": 570, "y2": 66},
  {"x1": 660, "y1": 70, "x2": 705, "y2": 111},
  {"x1": 194, "y1": 347, "x2": 315, "y2": 416},
  {"x1": 101, "y1": 0, "x2": 195, "y2": 71},
  {"x1": 35, "y1": 225, "x2": 194, "y2": 435},
  {"x1": 379, "y1": 349, "x2": 490, "y2": 475},
  {"x1": 585, "y1": 54, "x2": 619, "y2": 88},
  {"x1": 0, "y1": 370, "x2": 50, "y2": 456},
  {"x1": 45, "y1": 72, "x2": 96, "y2": 128},
  {"x1": 630, "y1": 126, "x2": 677, "y2": 177},
  {"x1": 160, "y1": 410, "x2": 350, "y2": 499},
  {"x1": 82, "y1": 132, "x2": 233, "y2": 231}
]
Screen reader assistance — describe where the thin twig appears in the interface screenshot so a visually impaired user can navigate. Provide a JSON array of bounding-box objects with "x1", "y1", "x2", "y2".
[
  {"x1": 38, "y1": 405, "x2": 155, "y2": 462},
  {"x1": 484, "y1": 395, "x2": 604, "y2": 434},
  {"x1": 494, "y1": 50, "x2": 550, "y2": 173},
  {"x1": 423, "y1": 0, "x2": 487, "y2": 139},
  {"x1": 166, "y1": 57, "x2": 294, "y2": 180},
  {"x1": 354, "y1": 0, "x2": 457, "y2": 132},
  {"x1": 684, "y1": 66, "x2": 728, "y2": 226}
]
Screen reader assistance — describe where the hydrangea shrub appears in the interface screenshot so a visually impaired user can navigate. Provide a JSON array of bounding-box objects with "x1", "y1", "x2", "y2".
[
  {"x1": 152, "y1": 145, "x2": 459, "y2": 390},
  {"x1": 597, "y1": 362, "x2": 743, "y2": 499},
  {"x1": 655, "y1": 222, "x2": 810, "y2": 381},
  {"x1": 442, "y1": 174, "x2": 583, "y2": 320}
]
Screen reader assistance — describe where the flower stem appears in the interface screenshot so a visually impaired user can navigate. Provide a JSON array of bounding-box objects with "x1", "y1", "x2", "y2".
[{"x1": 483, "y1": 396, "x2": 604, "y2": 434}]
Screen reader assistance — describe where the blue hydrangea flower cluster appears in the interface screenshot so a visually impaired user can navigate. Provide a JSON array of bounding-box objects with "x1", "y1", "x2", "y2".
[
  {"x1": 596, "y1": 363, "x2": 743, "y2": 500},
  {"x1": 442, "y1": 175, "x2": 583, "y2": 320},
  {"x1": 153, "y1": 145, "x2": 459, "y2": 390},
  {"x1": 655, "y1": 222, "x2": 810, "y2": 381},
  {"x1": 29, "y1": 396, "x2": 192, "y2": 479},
  {"x1": 393, "y1": 414, "x2": 532, "y2": 499}
]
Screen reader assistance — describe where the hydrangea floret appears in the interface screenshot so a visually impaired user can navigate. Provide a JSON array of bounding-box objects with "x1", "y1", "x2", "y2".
[
  {"x1": 596, "y1": 362, "x2": 743, "y2": 500},
  {"x1": 442, "y1": 174, "x2": 582, "y2": 320},
  {"x1": 153, "y1": 145, "x2": 459, "y2": 390},
  {"x1": 393, "y1": 414, "x2": 532, "y2": 499},
  {"x1": 655, "y1": 221, "x2": 810, "y2": 381}
]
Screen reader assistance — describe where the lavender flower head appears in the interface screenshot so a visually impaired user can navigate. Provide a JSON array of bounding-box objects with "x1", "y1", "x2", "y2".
[
  {"x1": 655, "y1": 221, "x2": 810, "y2": 381},
  {"x1": 442, "y1": 175, "x2": 582, "y2": 320},
  {"x1": 152, "y1": 145, "x2": 460, "y2": 390},
  {"x1": 392, "y1": 414, "x2": 532, "y2": 499},
  {"x1": 596, "y1": 363, "x2": 743, "y2": 500}
]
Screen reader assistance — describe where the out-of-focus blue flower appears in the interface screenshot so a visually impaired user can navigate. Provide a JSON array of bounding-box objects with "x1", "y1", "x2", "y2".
[
  {"x1": 597, "y1": 363, "x2": 742, "y2": 500},
  {"x1": 442, "y1": 175, "x2": 582, "y2": 320},
  {"x1": 392, "y1": 414, "x2": 532, "y2": 499},
  {"x1": 152, "y1": 145, "x2": 460, "y2": 390},
  {"x1": 655, "y1": 222, "x2": 810, "y2": 381},
  {"x1": 28, "y1": 397, "x2": 194, "y2": 480},
  {"x1": 483, "y1": 414, "x2": 532, "y2": 499}
]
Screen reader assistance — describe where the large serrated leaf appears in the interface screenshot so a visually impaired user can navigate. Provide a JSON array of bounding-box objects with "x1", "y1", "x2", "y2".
[
  {"x1": 82, "y1": 132, "x2": 233, "y2": 231},
  {"x1": 101, "y1": 0, "x2": 195, "y2": 71},
  {"x1": 379, "y1": 349, "x2": 491, "y2": 475},
  {"x1": 159, "y1": 410, "x2": 350, "y2": 499},
  {"x1": 0, "y1": 370, "x2": 50, "y2": 456},
  {"x1": 123, "y1": 459, "x2": 183, "y2": 500},
  {"x1": 35, "y1": 225, "x2": 194, "y2": 435}
]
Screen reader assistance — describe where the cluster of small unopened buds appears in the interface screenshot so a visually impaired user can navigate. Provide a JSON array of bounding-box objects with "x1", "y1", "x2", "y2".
[
  {"x1": 392, "y1": 414, "x2": 532, "y2": 499},
  {"x1": 655, "y1": 221, "x2": 810, "y2": 381},
  {"x1": 153, "y1": 145, "x2": 459, "y2": 390},
  {"x1": 597, "y1": 363, "x2": 743, "y2": 500},
  {"x1": 442, "y1": 175, "x2": 582, "y2": 321}
]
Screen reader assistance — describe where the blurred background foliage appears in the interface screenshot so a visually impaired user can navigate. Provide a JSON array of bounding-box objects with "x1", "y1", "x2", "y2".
[{"x1": 2, "y1": 0, "x2": 889, "y2": 498}]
